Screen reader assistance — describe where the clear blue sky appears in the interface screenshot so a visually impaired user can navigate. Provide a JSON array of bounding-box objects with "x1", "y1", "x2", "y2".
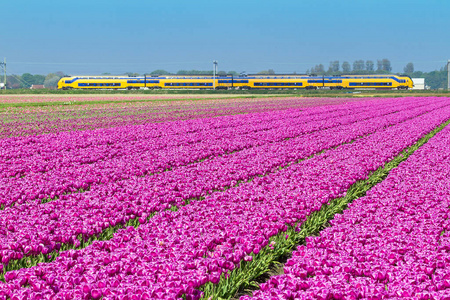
[{"x1": 2, "y1": 0, "x2": 449, "y2": 75}]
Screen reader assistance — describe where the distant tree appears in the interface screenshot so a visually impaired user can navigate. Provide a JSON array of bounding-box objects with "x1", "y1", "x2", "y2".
[
  {"x1": 16, "y1": 73, "x2": 45, "y2": 87},
  {"x1": 21, "y1": 73, "x2": 34, "y2": 87},
  {"x1": 366, "y1": 60, "x2": 374, "y2": 72},
  {"x1": 102, "y1": 72, "x2": 111, "y2": 75},
  {"x1": 423, "y1": 68, "x2": 447, "y2": 89},
  {"x1": 55, "y1": 71, "x2": 65, "y2": 78},
  {"x1": 45, "y1": 73, "x2": 55, "y2": 80},
  {"x1": 328, "y1": 61, "x2": 340, "y2": 73},
  {"x1": 305, "y1": 69, "x2": 310, "y2": 74},
  {"x1": 44, "y1": 76, "x2": 60, "y2": 89},
  {"x1": 377, "y1": 60, "x2": 383, "y2": 71},
  {"x1": 404, "y1": 62, "x2": 414, "y2": 74},
  {"x1": 217, "y1": 71, "x2": 227, "y2": 76},
  {"x1": 177, "y1": 70, "x2": 213, "y2": 75},
  {"x1": 352, "y1": 60, "x2": 365, "y2": 72},
  {"x1": 6, "y1": 75, "x2": 23, "y2": 89},
  {"x1": 381, "y1": 59, "x2": 392, "y2": 72},
  {"x1": 150, "y1": 69, "x2": 170, "y2": 75},
  {"x1": 411, "y1": 70, "x2": 424, "y2": 78},
  {"x1": 342, "y1": 61, "x2": 351, "y2": 73},
  {"x1": 124, "y1": 72, "x2": 140, "y2": 76},
  {"x1": 227, "y1": 71, "x2": 239, "y2": 76},
  {"x1": 311, "y1": 64, "x2": 325, "y2": 75},
  {"x1": 42, "y1": 72, "x2": 64, "y2": 89},
  {"x1": 32, "y1": 75, "x2": 45, "y2": 85},
  {"x1": 257, "y1": 69, "x2": 276, "y2": 75}
]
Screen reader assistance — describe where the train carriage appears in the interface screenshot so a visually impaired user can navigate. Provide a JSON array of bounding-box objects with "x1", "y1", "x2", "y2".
[
  {"x1": 245, "y1": 75, "x2": 307, "y2": 89},
  {"x1": 159, "y1": 76, "x2": 215, "y2": 89},
  {"x1": 340, "y1": 75, "x2": 412, "y2": 89},
  {"x1": 59, "y1": 76, "x2": 127, "y2": 89}
]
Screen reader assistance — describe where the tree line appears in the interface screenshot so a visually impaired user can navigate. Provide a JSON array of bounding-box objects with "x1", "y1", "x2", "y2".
[
  {"x1": 4, "y1": 62, "x2": 449, "y2": 90},
  {"x1": 5, "y1": 72, "x2": 65, "y2": 89},
  {"x1": 308, "y1": 59, "x2": 394, "y2": 75},
  {"x1": 307, "y1": 59, "x2": 448, "y2": 89}
]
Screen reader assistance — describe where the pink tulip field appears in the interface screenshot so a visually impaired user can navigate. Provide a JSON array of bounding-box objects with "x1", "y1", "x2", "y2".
[
  {"x1": 0, "y1": 96, "x2": 356, "y2": 139},
  {"x1": 1, "y1": 96, "x2": 450, "y2": 299}
]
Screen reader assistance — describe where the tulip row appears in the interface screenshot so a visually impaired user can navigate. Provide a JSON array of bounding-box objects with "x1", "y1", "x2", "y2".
[
  {"x1": 0, "y1": 98, "x2": 416, "y2": 208},
  {"x1": 0, "y1": 94, "x2": 240, "y2": 103},
  {"x1": 1, "y1": 103, "x2": 317, "y2": 161},
  {"x1": 1, "y1": 96, "x2": 353, "y2": 139},
  {"x1": 244, "y1": 114, "x2": 450, "y2": 300},
  {"x1": 0, "y1": 106, "x2": 348, "y2": 205},
  {"x1": 202, "y1": 115, "x2": 450, "y2": 300},
  {"x1": 2, "y1": 101, "x2": 449, "y2": 299},
  {"x1": 0, "y1": 98, "x2": 443, "y2": 270},
  {"x1": 3, "y1": 98, "x2": 387, "y2": 172}
]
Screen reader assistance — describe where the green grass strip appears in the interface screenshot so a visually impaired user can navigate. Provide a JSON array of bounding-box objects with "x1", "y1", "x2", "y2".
[
  {"x1": 1, "y1": 88, "x2": 449, "y2": 97},
  {"x1": 198, "y1": 118, "x2": 450, "y2": 300}
]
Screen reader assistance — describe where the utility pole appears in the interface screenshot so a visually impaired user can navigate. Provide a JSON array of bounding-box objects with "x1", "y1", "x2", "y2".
[
  {"x1": 0, "y1": 58, "x2": 6, "y2": 90},
  {"x1": 213, "y1": 60, "x2": 218, "y2": 90},
  {"x1": 447, "y1": 59, "x2": 450, "y2": 90}
]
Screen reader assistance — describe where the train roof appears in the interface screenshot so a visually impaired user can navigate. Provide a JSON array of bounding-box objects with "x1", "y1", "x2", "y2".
[{"x1": 62, "y1": 74, "x2": 411, "y2": 80}]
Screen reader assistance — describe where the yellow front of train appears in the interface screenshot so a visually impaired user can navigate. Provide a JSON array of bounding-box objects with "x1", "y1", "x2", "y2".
[
  {"x1": 57, "y1": 78, "x2": 65, "y2": 89},
  {"x1": 405, "y1": 77, "x2": 414, "y2": 89},
  {"x1": 398, "y1": 75, "x2": 414, "y2": 89}
]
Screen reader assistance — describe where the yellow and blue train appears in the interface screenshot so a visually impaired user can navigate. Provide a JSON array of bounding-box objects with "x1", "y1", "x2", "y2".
[{"x1": 57, "y1": 74, "x2": 413, "y2": 90}]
